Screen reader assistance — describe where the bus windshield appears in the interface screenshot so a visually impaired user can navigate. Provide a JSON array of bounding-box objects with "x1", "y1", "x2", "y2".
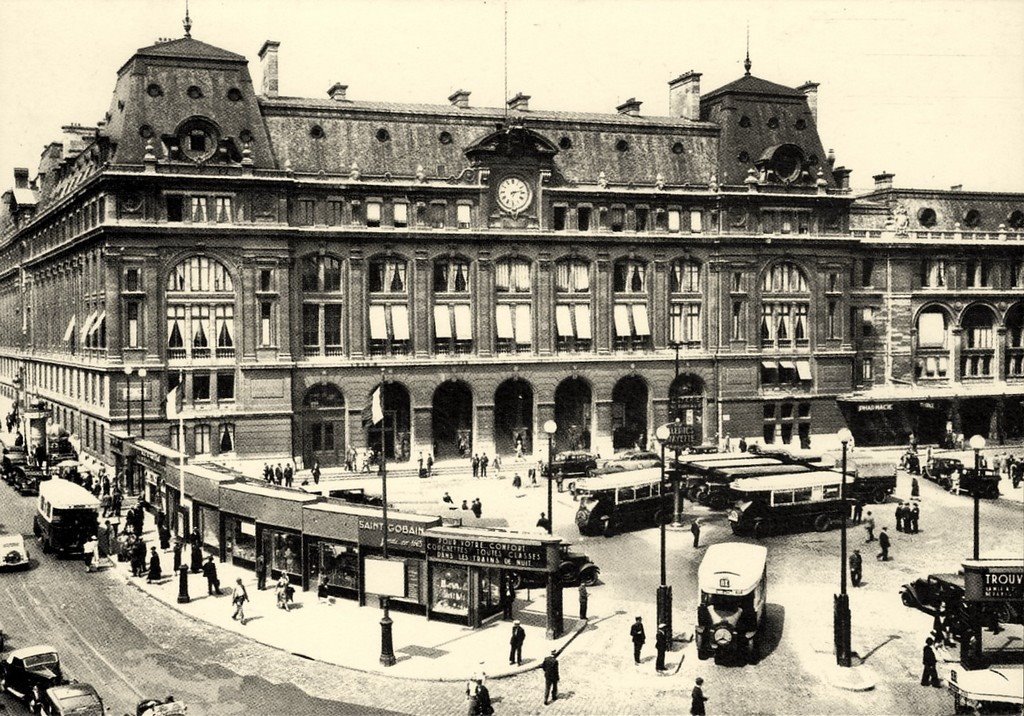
[{"x1": 51, "y1": 508, "x2": 97, "y2": 527}]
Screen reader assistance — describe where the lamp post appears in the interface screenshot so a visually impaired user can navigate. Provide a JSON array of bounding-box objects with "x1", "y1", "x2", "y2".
[
  {"x1": 969, "y1": 434, "x2": 986, "y2": 560},
  {"x1": 123, "y1": 366, "x2": 133, "y2": 437},
  {"x1": 655, "y1": 423, "x2": 673, "y2": 638},
  {"x1": 672, "y1": 417, "x2": 683, "y2": 527},
  {"x1": 378, "y1": 368, "x2": 397, "y2": 667},
  {"x1": 543, "y1": 420, "x2": 557, "y2": 534},
  {"x1": 137, "y1": 367, "x2": 148, "y2": 439},
  {"x1": 834, "y1": 427, "x2": 853, "y2": 667}
]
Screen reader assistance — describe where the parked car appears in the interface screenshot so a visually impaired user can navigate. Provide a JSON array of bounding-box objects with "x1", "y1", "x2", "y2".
[
  {"x1": 137, "y1": 696, "x2": 188, "y2": 715},
  {"x1": 509, "y1": 544, "x2": 599, "y2": 589},
  {"x1": 922, "y1": 457, "x2": 964, "y2": 487},
  {"x1": 13, "y1": 465, "x2": 47, "y2": 496},
  {"x1": 0, "y1": 533, "x2": 30, "y2": 571},
  {"x1": 2, "y1": 446, "x2": 28, "y2": 482},
  {"x1": 949, "y1": 468, "x2": 1002, "y2": 499},
  {"x1": 592, "y1": 450, "x2": 662, "y2": 475},
  {"x1": 38, "y1": 683, "x2": 104, "y2": 716},
  {"x1": 541, "y1": 451, "x2": 598, "y2": 480},
  {"x1": 0, "y1": 645, "x2": 65, "y2": 704},
  {"x1": 899, "y1": 572, "x2": 964, "y2": 616}
]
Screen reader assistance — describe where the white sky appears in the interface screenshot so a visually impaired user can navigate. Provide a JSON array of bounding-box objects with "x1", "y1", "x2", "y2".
[{"x1": 1, "y1": 0, "x2": 1022, "y2": 194}]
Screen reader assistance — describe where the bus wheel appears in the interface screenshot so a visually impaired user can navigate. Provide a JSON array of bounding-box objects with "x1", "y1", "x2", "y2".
[
  {"x1": 41, "y1": 537, "x2": 51, "y2": 554},
  {"x1": 985, "y1": 485, "x2": 1000, "y2": 499},
  {"x1": 871, "y1": 488, "x2": 887, "y2": 504},
  {"x1": 687, "y1": 486, "x2": 703, "y2": 502},
  {"x1": 753, "y1": 519, "x2": 770, "y2": 539},
  {"x1": 814, "y1": 514, "x2": 832, "y2": 532},
  {"x1": 746, "y1": 634, "x2": 760, "y2": 665}
]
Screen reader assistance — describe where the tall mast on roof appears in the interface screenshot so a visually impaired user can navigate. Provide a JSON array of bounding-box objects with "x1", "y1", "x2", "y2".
[
  {"x1": 744, "y1": 23, "x2": 751, "y2": 76},
  {"x1": 183, "y1": 0, "x2": 192, "y2": 38}
]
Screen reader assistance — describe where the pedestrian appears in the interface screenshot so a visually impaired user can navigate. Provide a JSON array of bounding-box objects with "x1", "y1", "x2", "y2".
[
  {"x1": 132, "y1": 537, "x2": 147, "y2": 577},
  {"x1": 630, "y1": 615, "x2": 646, "y2": 664},
  {"x1": 877, "y1": 527, "x2": 891, "y2": 561},
  {"x1": 276, "y1": 574, "x2": 293, "y2": 610},
  {"x1": 503, "y1": 580, "x2": 516, "y2": 620},
  {"x1": 158, "y1": 521, "x2": 171, "y2": 551},
  {"x1": 849, "y1": 549, "x2": 863, "y2": 587},
  {"x1": 83, "y1": 535, "x2": 97, "y2": 573},
  {"x1": 655, "y1": 623, "x2": 669, "y2": 671},
  {"x1": 895, "y1": 502, "x2": 905, "y2": 532},
  {"x1": 911, "y1": 476, "x2": 920, "y2": 498},
  {"x1": 578, "y1": 583, "x2": 589, "y2": 619},
  {"x1": 132, "y1": 507, "x2": 144, "y2": 538},
  {"x1": 529, "y1": 465, "x2": 538, "y2": 486},
  {"x1": 317, "y1": 574, "x2": 331, "y2": 604},
  {"x1": 471, "y1": 498, "x2": 483, "y2": 519},
  {"x1": 426, "y1": 454, "x2": 434, "y2": 477},
  {"x1": 147, "y1": 547, "x2": 162, "y2": 583},
  {"x1": 472, "y1": 454, "x2": 480, "y2": 478},
  {"x1": 172, "y1": 539, "x2": 182, "y2": 573},
  {"x1": 512, "y1": 473, "x2": 522, "y2": 490},
  {"x1": 231, "y1": 578, "x2": 249, "y2": 624},
  {"x1": 461, "y1": 499, "x2": 470, "y2": 511},
  {"x1": 263, "y1": 463, "x2": 272, "y2": 482},
  {"x1": 284, "y1": 463, "x2": 293, "y2": 488},
  {"x1": 864, "y1": 511, "x2": 875, "y2": 542},
  {"x1": 311, "y1": 461, "x2": 321, "y2": 485},
  {"x1": 921, "y1": 637, "x2": 941, "y2": 687},
  {"x1": 190, "y1": 538, "x2": 203, "y2": 573},
  {"x1": 691, "y1": 677, "x2": 709, "y2": 715},
  {"x1": 910, "y1": 502, "x2": 920, "y2": 533},
  {"x1": 202, "y1": 556, "x2": 221, "y2": 595},
  {"x1": 256, "y1": 554, "x2": 267, "y2": 590},
  {"x1": 536, "y1": 512, "x2": 551, "y2": 532},
  {"x1": 542, "y1": 649, "x2": 559, "y2": 705},
  {"x1": 852, "y1": 497, "x2": 864, "y2": 524},
  {"x1": 509, "y1": 620, "x2": 526, "y2": 666},
  {"x1": 475, "y1": 679, "x2": 493, "y2": 716},
  {"x1": 691, "y1": 518, "x2": 701, "y2": 548},
  {"x1": 442, "y1": 491, "x2": 454, "y2": 505},
  {"x1": 738, "y1": 437, "x2": 748, "y2": 453},
  {"x1": 480, "y1": 453, "x2": 489, "y2": 477}
]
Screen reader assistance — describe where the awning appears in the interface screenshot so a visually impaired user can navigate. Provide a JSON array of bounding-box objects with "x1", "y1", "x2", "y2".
[
  {"x1": 918, "y1": 312, "x2": 946, "y2": 347},
  {"x1": 761, "y1": 360, "x2": 777, "y2": 370},
  {"x1": 89, "y1": 311, "x2": 106, "y2": 338},
  {"x1": 391, "y1": 305, "x2": 410, "y2": 341},
  {"x1": 632, "y1": 304, "x2": 650, "y2": 336},
  {"x1": 453, "y1": 304, "x2": 472, "y2": 340},
  {"x1": 796, "y1": 360, "x2": 812, "y2": 380},
  {"x1": 62, "y1": 315, "x2": 77, "y2": 342},
  {"x1": 779, "y1": 360, "x2": 796, "y2": 370},
  {"x1": 574, "y1": 304, "x2": 592, "y2": 340},
  {"x1": 368, "y1": 305, "x2": 388, "y2": 340},
  {"x1": 555, "y1": 305, "x2": 574, "y2": 337},
  {"x1": 433, "y1": 305, "x2": 452, "y2": 338},
  {"x1": 613, "y1": 304, "x2": 632, "y2": 337},
  {"x1": 495, "y1": 304, "x2": 514, "y2": 339},
  {"x1": 81, "y1": 310, "x2": 98, "y2": 339},
  {"x1": 513, "y1": 304, "x2": 532, "y2": 344}
]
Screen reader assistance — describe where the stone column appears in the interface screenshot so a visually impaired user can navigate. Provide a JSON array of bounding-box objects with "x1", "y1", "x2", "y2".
[
  {"x1": 348, "y1": 250, "x2": 365, "y2": 360},
  {"x1": 413, "y1": 405, "x2": 432, "y2": 458},
  {"x1": 595, "y1": 253, "x2": 611, "y2": 355},
  {"x1": 476, "y1": 253, "x2": 494, "y2": 357},
  {"x1": 475, "y1": 403, "x2": 495, "y2": 457},
  {"x1": 103, "y1": 253, "x2": 122, "y2": 360},
  {"x1": 995, "y1": 327, "x2": 1007, "y2": 381},
  {"x1": 951, "y1": 327, "x2": 963, "y2": 382},
  {"x1": 142, "y1": 258, "x2": 160, "y2": 362},
  {"x1": 277, "y1": 256, "x2": 294, "y2": 361},
  {"x1": 414, "y1": 252, "x2": 430, "y2": 359},
  {"x1": 239, "y1": 257, "x2": 256, "y2": 360},
  {"x1": 594, "y1": 399, "x2": 614, "y2": 457},
  {"x1": 536, "y1": 254, "x2": 553, "y2": 356},
  {"x1": 652, "y1": 256, "x2": 668, "y2": 349}
]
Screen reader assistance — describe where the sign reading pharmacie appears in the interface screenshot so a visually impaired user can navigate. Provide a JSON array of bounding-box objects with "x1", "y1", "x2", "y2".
[
  {"x1": 426, "y1": 535, "x2": 549, "y2": 571},
  {"x1": 964, "y1": 563, "x2": 1024, "y2": 602},
  {"x1": 357, "y1": 515, "x2": 430, "y2": 551}
]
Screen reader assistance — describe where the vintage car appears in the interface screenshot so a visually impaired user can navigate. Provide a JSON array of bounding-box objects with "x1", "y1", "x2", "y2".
[
  {"x1": 2, "y1": 446, "x2": 28, "y2": 482},
  {"x1": 0, "y1": 533, "x2": 30, "y2": 571},
  {"x1": 38, "y1": 683, "x2": 104, "y2": 716},
  {"x1": 592, "y1": 450, "x2": 662, "y2": 475},
  {"x1": 899, "y1": 572, "x2": 965, "y2": 616},
  {"x1": 0, "y1": 645, "x2": 65, "y2": 703},
  {"x1": 13, "y1": 465, "x2": 47, "y2": 496},
  {"x1": 136, "y1": 696, "x2": 188, "y2": 715},
  {"x1": 508, "y1": 544, "x2": 599, "y2": 589},
  {"x1": 541, "y1": 451, "x2": 599, "y2": 480},
  {"x1": 949, "y1": 468, "x2": 1002, "y2": 499},
  {"x1": 922, "y1": 457, "x2": 964, "y2": 486}
]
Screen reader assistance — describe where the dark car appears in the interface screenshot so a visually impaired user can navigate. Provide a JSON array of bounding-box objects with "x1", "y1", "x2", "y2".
[
  {"x1": 922, "y1": 457, "x2": 964, "y2": 487},
  {"x1": 900, "y1": 572, "x2": 965, "y2": 616},
  {"x1": 509, "y1": 545, "x2": 599, "y2": 589},
  {"x1": 39, "y1": 683, "x2": 104, "y2": 716},
  {"x1": 0, "y1": 645, "x2": 65, "y2": 704},
  {"x1": 950, "y1": 468, "x2": 1002, "y2": 499},
  {"x1": 2, "y1": 446, "x2": 28, "y2": 482},
  {"x1": 13, "y1": 465, "x2": 47, "y2": 496},
  {"x1": 542, "y1": 452, "x2": 599, "y2": 480}
]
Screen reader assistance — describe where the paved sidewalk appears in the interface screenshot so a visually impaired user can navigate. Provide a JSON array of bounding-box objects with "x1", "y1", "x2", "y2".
[{"x1": 102, "y1": 511, "x2": 587, "y2": 683}]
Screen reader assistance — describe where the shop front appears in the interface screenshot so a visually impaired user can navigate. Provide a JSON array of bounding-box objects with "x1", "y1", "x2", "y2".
[
  {"x1": 109, "y1": 431, "x2": 138, "y2": 495},
  {"x1": 219, "y1": 482, "x2": 318, "y2": 574},
  {"x1": 301, "y1": 502, "x2": 362, "y2": 598},
  {"x1": 134, "y1": 439, "x2": 186, "y2": 511},
  {"x1": 425, "y1": 526, "x2": 564, "y2": 636},
  {"x1": 182, "y1": 464, "x2": 238, "y2": 550},
  {"x1": 357, "y1": 511, "x2": 441, "y2": 615}
]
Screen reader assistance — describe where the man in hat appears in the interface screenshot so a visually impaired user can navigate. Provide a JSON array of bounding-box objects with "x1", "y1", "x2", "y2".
[
  {"x1": 921, "y1": 637, "x2": 941, "y2": 687},
  {"x1": 509, "y1": 620, "x2": 526, "y2": 666},
  {"x1": 878, "y1": 527, "x2": 892, "y2": 561},
  {"x1": 691, "y1": 677, "x2": 709, "y2": 715},
  {"x1": 542, "y1": 650, "x2": 559, "y2": 705},
  {"x1": 630, "y1": 615, "x2": 646, "y2": 664},
  {"x1": 849, "y1": 549, "x2": 863, "y2": 587},
  {"x1": 655, "y1": 622, "x2": 669, "y2": 671}
]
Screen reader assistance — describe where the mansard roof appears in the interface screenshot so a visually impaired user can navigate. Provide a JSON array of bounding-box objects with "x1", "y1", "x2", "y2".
[{"x1": 703, "y1": 74, "x2": 807, "y2": 101}]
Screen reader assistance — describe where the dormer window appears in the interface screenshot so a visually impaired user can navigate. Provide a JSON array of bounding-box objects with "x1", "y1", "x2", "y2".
[
  {"x1": 176, "y1": 117, "x2": 219, "y2": 163},
  {"x1": 190, "y1": 132, "x2": 206, "y2": 152}
]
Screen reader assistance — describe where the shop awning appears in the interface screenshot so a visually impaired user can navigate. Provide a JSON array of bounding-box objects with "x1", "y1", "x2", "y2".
[
  {"x1": 760, "y1": 360, "x2": 777, "y2": 370},
  {"x1": 368, "y1": 305, "x2": 388, "y2": 340},
  {"x1": 80, "y1": 310, "x2": 97, "y2": 339},
  {"x1": 918, "y1": 312, "x2": 947, "y2": 347},
  {"x1": 796, "y1": 360, "x2": 813, "y2": 381},
  {"x1": 391, "y1": 305, "x2": 410, "y2": 341},
  {"x1": 62, "y1": 315, "x2": 77, "y2": 342},
  {"x1": 779, "y1": 360, "x2": 796, "y2": 370},
  {"x1": 555, "y1": 305, "x2": 574, "y2": 337},
  {"x1": 433, "y1": 305, "x2": 452, "y2": 338},
  {"x1": 574, "y1": 304, "x2": 592, "y2": 340},
  {"x1": 495, "y1": 304, "x2": 514, "y2": 339},
  {"x1": 632, "y1": 304, "x2": 650, "y2": 336},
  {"x1": 613, "y1": 304, "x2": 632, "y2": 337},
  {"x1": 513, "y1": 304, "x2": 532, "y2": 344},
  {"x1": 89, "y1": 311, "x2": 106, "y2": 338},
  {"x1": 453, "y1": 304, "x2": 472, "y2": 340}
]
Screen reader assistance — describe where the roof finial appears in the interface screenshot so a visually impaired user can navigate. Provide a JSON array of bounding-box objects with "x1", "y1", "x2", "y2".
[
  {"x1": 744, "y1": 23, "x2": 751, "y2": 76},
  {"x1": 183, "y1": 0, "x2": 192, "y2": 38}
]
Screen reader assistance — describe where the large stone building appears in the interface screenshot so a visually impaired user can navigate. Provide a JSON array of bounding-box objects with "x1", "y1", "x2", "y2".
[{"x1": 1, "y1": 30, "x2": 1022, "y2": 471}]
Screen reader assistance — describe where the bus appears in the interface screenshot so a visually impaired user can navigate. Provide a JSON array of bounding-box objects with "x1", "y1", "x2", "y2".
[
  {"x1": 696, "y1": 542, "x2": 769, "y2": 664},
  {"x1": 675, "y1": 455, "x2": 785, "y2": 502},
  {"x1": 573, "y1": 468, "x2": 669, "y2": 536},
  {"x1": 728, "y1": 471, "x2": 851, "y2": 537},
  {"x1": 32, "y1": 480, "x2": 99, "y2": 556},
  {"x1": 697, "y1": 462, "x2": 816, "y2": 509}
]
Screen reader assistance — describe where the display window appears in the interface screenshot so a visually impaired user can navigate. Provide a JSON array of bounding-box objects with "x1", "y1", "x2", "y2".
[
  {"x1": 308, "y1": 540, "x2": 359, "y2": 594},
  {"x1": 225, "y1": 516, "x2": 256, "y2": 567},
  {"x1": 264, "y1": 528, "x2": 302, "y2": 579},
  {"x1": 479, "y1": 567, "x2": 503, "y2": 618},
  {"x1": 198, "y1": 505, "x2": 220, "y2": 550},
  {"x1": 431, "y1": 564, "x2": 469, "y2": 615}
]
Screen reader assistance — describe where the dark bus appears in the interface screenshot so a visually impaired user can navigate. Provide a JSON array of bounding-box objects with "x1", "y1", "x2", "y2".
[
  {"x1": 698, "y1": 462, "x2": 815, "y2": 509},
  {"x1": 728, "y1": 471, "x2": 850, "y2": 537},
  {"x1": 676, "y1": 456, "x2": 784, "y2": 502},
  {"x1": 573, "y1": 469, "x2": 668, "y2": 536},
  {"x1": 33, "y1": 480, "x2": 99, "y2": 556}
]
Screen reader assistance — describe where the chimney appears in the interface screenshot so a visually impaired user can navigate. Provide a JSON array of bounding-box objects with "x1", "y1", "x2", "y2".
[
  {"x1": 616, "y1": 98, "x2": 642, "y2": 116},
  {"x1": 448, "y1": 89, "x2": 471, "y2": 109},
  {"x1": 950, "y1": 184, "x2": 963, "y2": 192},
  {"x1": 327, "y1": 83, "x2": 348, "y2": 102},
  {"x1": 507, "y1": 92, "x2": 530, "y2": 111},
  {"x1": 668, "y1": 71, "x2": 701, "y2": 120},
  {"x1": 258, "y1": 40, "x2": 280, "y2": 98},
  {"x1": 14, "y1": 168, "x2": 29, "y2": 189},
  {"x1": 833, "y1": 166, "x2": 852, "y2": 191},
  {"x1": 873, "y1": 171, "x2": 895, "y2": 191},
  {"x1": 798, "y1": 81, "x2": 819, "y2": 123}
]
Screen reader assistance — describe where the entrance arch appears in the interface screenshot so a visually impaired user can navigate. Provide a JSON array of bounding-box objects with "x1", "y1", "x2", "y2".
[
  {"x1": 432, "y1": 381, "x2": 474, "y2": 458},
  {"x1": 494, "y1": 379, "x2": 534, "y2": 456},
  {"x1": 367, "y1": 382, "x2": 411, "y2": 461},
  {"x1": 668, "y1": 374, "x2": 705, "y2": 447},
  {"x1": 554, "y1": 377, "x2": 593, "y2": 451},
  {"x1": 612, "y1": 376, "x2": 649, "y2": 451},
  {"x1": 300, "y1": 383, "x2": 346, "y2": 467}
]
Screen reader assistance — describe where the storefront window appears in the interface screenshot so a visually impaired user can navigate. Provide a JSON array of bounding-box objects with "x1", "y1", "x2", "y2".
[
  {"x1": 431, "y1": 565, "x2": 470, "y2": 615},
  {"x1": 199, "y1": 505, "x2": 220, "y2": 550},
  {"x1": 226, "y1": 517, "x2": 256, "y2": 566},
  {"x1": 479, "y1": 567, "x2": 503, "y2": 616},
  {"x1": 309, "y1": 541, "x2": 359, "y2": 593},
  {"x1": 264, "y1": 528, "x2": 302, "y2": 579}
]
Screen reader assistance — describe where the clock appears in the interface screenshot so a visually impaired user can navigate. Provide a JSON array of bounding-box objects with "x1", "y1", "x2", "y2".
[{"x1": 496, "y1": 176, "x2": 532, "y2": 213}]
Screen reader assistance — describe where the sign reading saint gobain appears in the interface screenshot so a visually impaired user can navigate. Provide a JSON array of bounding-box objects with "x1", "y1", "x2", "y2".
[
  {"x1": 963, "y1": 563, "x2": 1024, "y2": 602},
  {"x1": 358, "y1": 516, "x2": 428, "y2": 551},
  {"x1": 426, "y1": 535, "x2": 549, "y2": 571}
]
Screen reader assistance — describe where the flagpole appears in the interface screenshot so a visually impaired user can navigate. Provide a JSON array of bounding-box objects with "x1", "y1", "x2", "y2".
[
  {"x1": 378, "y1": 367, "x2": 396, "y2": 667},
  {"x1": 178, "y1": 413, "x2": 185, "y2": 534}
]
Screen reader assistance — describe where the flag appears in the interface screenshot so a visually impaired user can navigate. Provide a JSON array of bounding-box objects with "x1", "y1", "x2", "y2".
[
  {"x1": 363, "y1": 386, "x2": 384, "y2": 427},
  {"x1": 166, "y1": 372, "x2": 185, "y2": 419}
]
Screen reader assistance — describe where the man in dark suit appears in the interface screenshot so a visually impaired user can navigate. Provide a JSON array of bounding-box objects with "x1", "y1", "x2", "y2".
[
  {"x1": 921, "y1": 637, "x2": 941, "y2": 687},
  {"x1": 542, "y1": 650, "x2": 559, "y2": 705},
  {"x1": 691, "y1": 677, "x2": 708, "y2": 715},
  {"x1": 509, "y1": 620, "x2": 526, "y2": 666},
  {"x1": 655, "y1": 623, "x2": 669, "y2": 671},
  {"x1": 877, "y1": 527, "x2": 891, "y2": 561},
  {"x1": 630, "y1": 615, "x2": 646, "y2": 664}
]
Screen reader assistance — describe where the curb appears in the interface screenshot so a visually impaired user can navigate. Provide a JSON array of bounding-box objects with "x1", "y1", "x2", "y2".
[{"x1": 822, "y1": 663, "x2": 878, "y2": 692}]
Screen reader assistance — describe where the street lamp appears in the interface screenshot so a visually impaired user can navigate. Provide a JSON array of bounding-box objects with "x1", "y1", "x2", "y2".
[
  {"x1": 969, "y1": 434, "x2": 986, "y2": 560},
  {"x1": 137, "y1": 368, "x2": 148, "y2": 439},
  {"x1": 543, "y1": 420, "x2": 557, "y2": 535},
  {"x1": 835, "y1": 427, "x2": 853, "y2": 667},
  {"x1": 123, "y1": 366, "x2": 133, "y2": 437},
  {"x1": 655, "y1": 423, "x2": 673, "y2": 638}
]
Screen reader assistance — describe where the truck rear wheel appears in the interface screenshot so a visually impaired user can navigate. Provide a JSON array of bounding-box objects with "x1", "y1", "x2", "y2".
[
  {"x1": 814, "y1": 514, "x2": 832, "y2": 532},
  {"x1": 871, "y1": 487, "x2": 888, "y2": 504},
  {"x1": 753, "y1": 519, "x2": 770, "y2": 539}
]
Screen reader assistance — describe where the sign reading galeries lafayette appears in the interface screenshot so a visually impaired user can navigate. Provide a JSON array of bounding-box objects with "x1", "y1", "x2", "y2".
[{"x1": 426, "y1": 535, "x2": 548, "y2": 570}]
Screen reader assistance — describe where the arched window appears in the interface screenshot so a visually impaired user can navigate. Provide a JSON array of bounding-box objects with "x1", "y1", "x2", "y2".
[
  {"x1": 368, "y1": 256, "x2": 410, "y2": 355},
  {"x1": 433, "y1": 257, "x2": 471, "y2": 294},
  {"x1": 495, "y1": 258, "x2": 531, "y2": 293},
  {"x1": 669, "y1": 259, "x2": 702, "y2": 348},
  {"x1": 555, "y1": 259, "x2": 590, "y2": 294},
  {"x1": 555, "y1": 258, "x2": 592, "y2": 352},
  {"x1": 613, "y1": 259, "x2": 647, "y2": 294},
  {"x1": 495, "y1": 258, "x2": 532, "y2": 354},
  {"x1": 300, "y1": 255, "x2": 344, "y2": 356},
  {"x1": 762, "y1": 261, "x2": 808, "y2": 293},
  {"x1": 914, "y1": 307, "x2": 951, "y2": 380},
  {"x1": 301, "y1": 255, "x2": 342, "y2": 292},
  {"x1": 166, "y1": 256, "x2": 235, "y2": 359},
  {"x1": 612, "y1": 259, "x2": 651, "y2": 352},
  {"x1": 961, "y1": 305, "x2": 996, "y2": 378},
  {"x1": 432, "y1": 257, "x2": 473, "y2": 355},
  {"x1": 369, "y1": 257, "x2": 408, "y2": 294},
  {"x1": 669, "y1": 259, "x2": 701, "y2": 293}
]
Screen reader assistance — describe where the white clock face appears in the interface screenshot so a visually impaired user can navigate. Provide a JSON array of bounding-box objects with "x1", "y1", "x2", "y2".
[{"x1": 497, "y1": 177, "x2": 532, "y2": 212}]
